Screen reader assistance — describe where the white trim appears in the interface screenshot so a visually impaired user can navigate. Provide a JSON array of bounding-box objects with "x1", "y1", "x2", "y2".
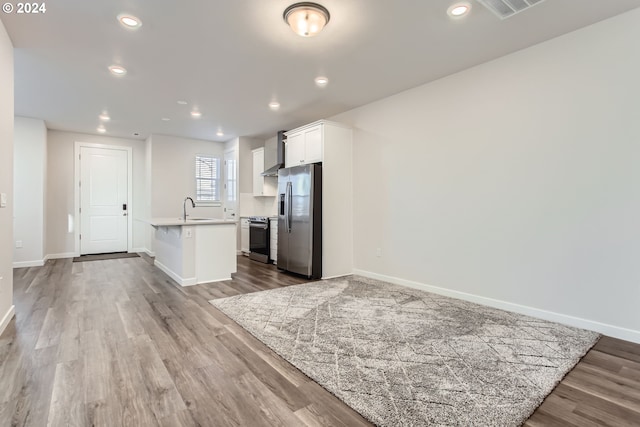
[
  {"x1": 197, "y1": 277, "x2": 231, "y2": 284},
  {"x1": 353, "y1": 269, "x2": 640, "y2": 344},
  {"x1": 153, "y1": 259, "x2": 197, "y2": 286},
  {"x1": 74, "y1": 142, "x2": 133, "y2": 256},
  {"x1": 0, "y1": 305, "x2": 15, "y2": 336},
  {"x1": 129, "y1": 247, "x2": 148, "y2": 254},
  {"x1": 13, "y1": 259, "x2": 45, "y2": 268},
  {"x1": 44, "y1": 252, "x2": 76, "y2": 261},
  {"x1": 321, "y1": 272, "x2": 353, "y2": 280}
]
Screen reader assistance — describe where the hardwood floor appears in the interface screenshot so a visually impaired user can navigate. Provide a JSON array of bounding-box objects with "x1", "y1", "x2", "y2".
[{"x1": 1, "y1": 255, "x2": 639, "y2": 426}]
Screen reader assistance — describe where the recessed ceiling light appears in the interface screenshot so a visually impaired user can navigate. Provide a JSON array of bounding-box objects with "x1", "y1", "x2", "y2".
[
  {"x1": 99, "y1": 113, "x2": 110, "y2": 121},
  {"x1": 177, "y1": 100, "x2": 188, "y2": 105},
  {"x1": 161, "y1": 117, "x2": 170, "y2": 121},
  {"x1": 191, "y1": 110, "x2": 202, "y2": 118},
  {"x1": 117, "y1": 14, "x2": 142, "y2": 29},
  {"x1": 108, "y1": 65, "x2": 127, "y2": 76},
  {"x1": 216, "y1": 131, "x2": 224, "y2": 137},
  {"x1": 314, "y1": 76, "x2": 329, "y2": 87},
  {"x1": 283, "y1": 2, "x2": 330, "y2": 37},
  {"x1": 447, "y1": 2, "x2": 471, "y2": 17},
  {"x1": 269, "y1": 101, "x2": 280, "y2": 111},
  {"x1": 97, "y1": 125, "x2": 106, "y2": 133}
]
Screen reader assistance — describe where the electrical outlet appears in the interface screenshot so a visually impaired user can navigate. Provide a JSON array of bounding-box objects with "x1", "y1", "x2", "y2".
[
  {"x1": 376, "y1": 248, "x2": 382, "y2": 257},
  {"x1": 0, "y1": 192, "x2": 6, "y2": 208},
  {"x1": 15, "y1": 240, "x2": 23, "y2": 248}
]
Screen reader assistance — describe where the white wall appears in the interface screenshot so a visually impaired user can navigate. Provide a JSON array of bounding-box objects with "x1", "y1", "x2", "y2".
[
  {"x1": 13, "y1": 117, "x2": 47, "y2": 267},
  {"x1": 149, "y1": 134, "x2": 225, "y2": 219},
  {"x1": 333, "y1": 9, "x2": 640, "y2": 342},
  {"x1": 0, "y1": 19, "x2": 15, "y2": 336},
  {"x1": 46, "y1": 130, "x2": 147, "y2": 257}
]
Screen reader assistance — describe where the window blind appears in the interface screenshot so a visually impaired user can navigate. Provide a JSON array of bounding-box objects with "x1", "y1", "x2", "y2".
[{"x1": 195, "y1": 155, "x2": 219, "y2": 202}]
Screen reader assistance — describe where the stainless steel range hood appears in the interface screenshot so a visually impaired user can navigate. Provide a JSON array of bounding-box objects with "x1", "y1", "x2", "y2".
[{"x1": 261, "y1": 130, "x2": 286, "y2": 176}]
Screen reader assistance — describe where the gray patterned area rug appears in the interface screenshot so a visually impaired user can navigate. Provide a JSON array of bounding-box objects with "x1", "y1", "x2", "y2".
[{"x1": 210, "y1": 276, "x2": 599, "y2": 426}]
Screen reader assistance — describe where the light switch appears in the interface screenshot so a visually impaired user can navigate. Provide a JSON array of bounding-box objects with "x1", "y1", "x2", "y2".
[{"x1": 0, "y1": 193, "x2": 6, "y2": 208}]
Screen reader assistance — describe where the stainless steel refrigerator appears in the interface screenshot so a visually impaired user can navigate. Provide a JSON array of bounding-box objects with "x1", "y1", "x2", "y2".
[{"x1": 277, "y1": 164, "x2": 322, "y2": 279}]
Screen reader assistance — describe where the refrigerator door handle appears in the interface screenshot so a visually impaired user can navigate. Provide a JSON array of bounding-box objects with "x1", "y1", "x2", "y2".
[
  {"x1": 284, "y1": 182, "x2": 289, "y2": 232},
  {"x1": 287, "y1": 181, "x2": 293, "y2": 233}
]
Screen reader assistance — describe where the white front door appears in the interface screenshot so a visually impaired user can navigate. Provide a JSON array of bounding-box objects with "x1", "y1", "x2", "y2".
[
  {"x1": 80, "y1": 146, "x2": 128, "y2": 254},
  {"x1": 223, "y1": 149, "x2": 237, "y2": 220}
]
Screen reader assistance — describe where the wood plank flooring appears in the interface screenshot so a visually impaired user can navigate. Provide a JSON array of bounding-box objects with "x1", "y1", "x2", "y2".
[{"x1": 0, "y1": 255, "x2": 638, "y2": 426}]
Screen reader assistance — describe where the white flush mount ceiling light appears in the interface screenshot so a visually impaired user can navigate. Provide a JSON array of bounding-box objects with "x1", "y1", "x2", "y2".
[
  {"x1": 99, "y1": 112, "x2": 110, "y2": 121},
  {"x1": 96, "y1": 125, "x2": 106, "y2": 133},
  {"x1": 190, "y1": 110, "x2": 202, "y2": 118},
  {"x1": 216, "y1": 130, "x2": 224, "y2": 137},
  {"x1": 269, "y1": 101, "x2": 281, "y2": 111},
  {"x1": 177, "y1": 100, "x2": 188, "y2": 105},
  {"x1": 161, "y1": 117, "x2": 170, "y2": 121},
  {"x1": 108, "y1": 65, "x2": 127, "y2": 76},
  {"x1": 314, "y1": 76, "x2": 329, "y2": 87},
  {"x1": 283, "y1": 2, "x2": 330, "y2": 37},
  {"x1": 447, "y1": 2, "x2": 471, "y2": 18},
  {"x1": 117, "y1": 14, "x2": 142, "y2": 29}
]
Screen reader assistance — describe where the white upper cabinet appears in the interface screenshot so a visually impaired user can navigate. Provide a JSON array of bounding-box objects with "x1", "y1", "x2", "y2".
[
  {"x1": 285, "y1": 123, "x2": 323, "y2": 167},
  {"x1": 252, "y1": 147, "x2": 276, "y2": 196}
]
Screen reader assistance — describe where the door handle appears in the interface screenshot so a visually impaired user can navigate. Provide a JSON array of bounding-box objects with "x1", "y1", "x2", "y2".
[
  {"x1": 123, "y1": 213, "x2": 128, "y2": 216},
  {"x1": 287, "y1": 181, "x2": 293, "y2": 233}
]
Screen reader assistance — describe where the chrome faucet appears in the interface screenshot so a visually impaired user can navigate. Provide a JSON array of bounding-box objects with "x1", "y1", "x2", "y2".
[{"x1": 183, "y1": 197, "x2": 195, "y2": 222}]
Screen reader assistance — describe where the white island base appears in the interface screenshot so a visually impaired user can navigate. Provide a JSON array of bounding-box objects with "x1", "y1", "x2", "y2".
[{"x1": 150, "y1": 219, "x2": 237, "y2": 286}]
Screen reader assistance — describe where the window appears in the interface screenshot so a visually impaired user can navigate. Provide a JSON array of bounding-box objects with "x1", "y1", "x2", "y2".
[
  {"x1": 225, "y1": 157, "x2": 237, "y2": 202},
  {"x1": 195, "y1": 155, "x2": 220, "y2": 203}
]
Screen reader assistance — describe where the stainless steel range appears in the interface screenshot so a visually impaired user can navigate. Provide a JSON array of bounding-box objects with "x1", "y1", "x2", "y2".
[{"x1": 248, "y1": 216, "x2": 270, "y2": 263}]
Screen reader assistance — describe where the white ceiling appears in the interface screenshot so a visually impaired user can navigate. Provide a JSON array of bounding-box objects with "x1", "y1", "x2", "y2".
[{"x1": 2, "y1": 0, "x2": 640, "y2": 142}]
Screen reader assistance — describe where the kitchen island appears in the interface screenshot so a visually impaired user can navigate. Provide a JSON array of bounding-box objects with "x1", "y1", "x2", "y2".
[{"x1": 149, "y1": 218, "x2": 237, "y2": 286}]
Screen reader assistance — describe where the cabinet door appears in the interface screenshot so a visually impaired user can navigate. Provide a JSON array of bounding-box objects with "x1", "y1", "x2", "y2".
[
  {"x1": 240, "y1": 219, "x2": 250, "y2": 253},
  {"x1": 304, "y1": 126, "x2": 323, "y2": 164},
  {"x1": 285, "y1": 133, "x2": 305, "y2": 167},
  {"x1": 252, "y1": 148, "x2": 264, "y2": 196},
  {"x1": 269, "y1": 219, "x2": 278, "y2": 261}
]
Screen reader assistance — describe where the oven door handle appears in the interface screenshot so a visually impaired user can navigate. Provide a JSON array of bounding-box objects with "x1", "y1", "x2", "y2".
[{"x1": 249, "y1": 223, "x2": 268, "y2": 230}]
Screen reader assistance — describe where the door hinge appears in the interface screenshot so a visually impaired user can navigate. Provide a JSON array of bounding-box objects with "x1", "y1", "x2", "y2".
[
  {"x1": 79, "y1": 234, "x2": 82, "y2": 240},
  {"x1": 79, "y1": 181, "x2": 81, "y2": 187},
  {"x1": 79, "y1": 207, "x2": 81, "y2": 213}
]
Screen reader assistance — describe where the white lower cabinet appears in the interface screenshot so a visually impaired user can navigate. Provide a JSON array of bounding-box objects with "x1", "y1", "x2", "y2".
[
  {"x1": 240, "y1": 218, "x2": 250, "y2": 254},
  {"x1": 269, "y1": 218, "x2": 278, "y2": 262}
]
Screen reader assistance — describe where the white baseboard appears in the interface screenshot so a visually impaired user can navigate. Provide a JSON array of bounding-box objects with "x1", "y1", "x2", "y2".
[
  {"x1": 154, "y1": 260, "x2": 197, "y2": 286},
  {"x1": 0, "y1": 305, "x2": 15, "y2": 337},
  {"x1": 44, "y1": 252, "x2": 76, "y2": 261},
  {"x1": 13, "y1": 259, "x2": 45, "y2": 268},
  {"x1": 353, "y1": 269, "x2": 640, "y2": 345},
  {"x1": 321, "y1": 273, "x2": 352, "y2": 280}
]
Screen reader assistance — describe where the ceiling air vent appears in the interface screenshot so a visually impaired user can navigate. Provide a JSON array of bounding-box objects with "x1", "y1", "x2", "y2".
[{"x1": 476, "y1": 0, "x2": 546, "y2": 19}]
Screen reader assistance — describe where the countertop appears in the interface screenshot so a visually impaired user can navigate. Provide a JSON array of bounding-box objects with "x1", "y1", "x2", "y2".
[{"x1": 149, "y1": 217, "x2": 237, "y2": 227}]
